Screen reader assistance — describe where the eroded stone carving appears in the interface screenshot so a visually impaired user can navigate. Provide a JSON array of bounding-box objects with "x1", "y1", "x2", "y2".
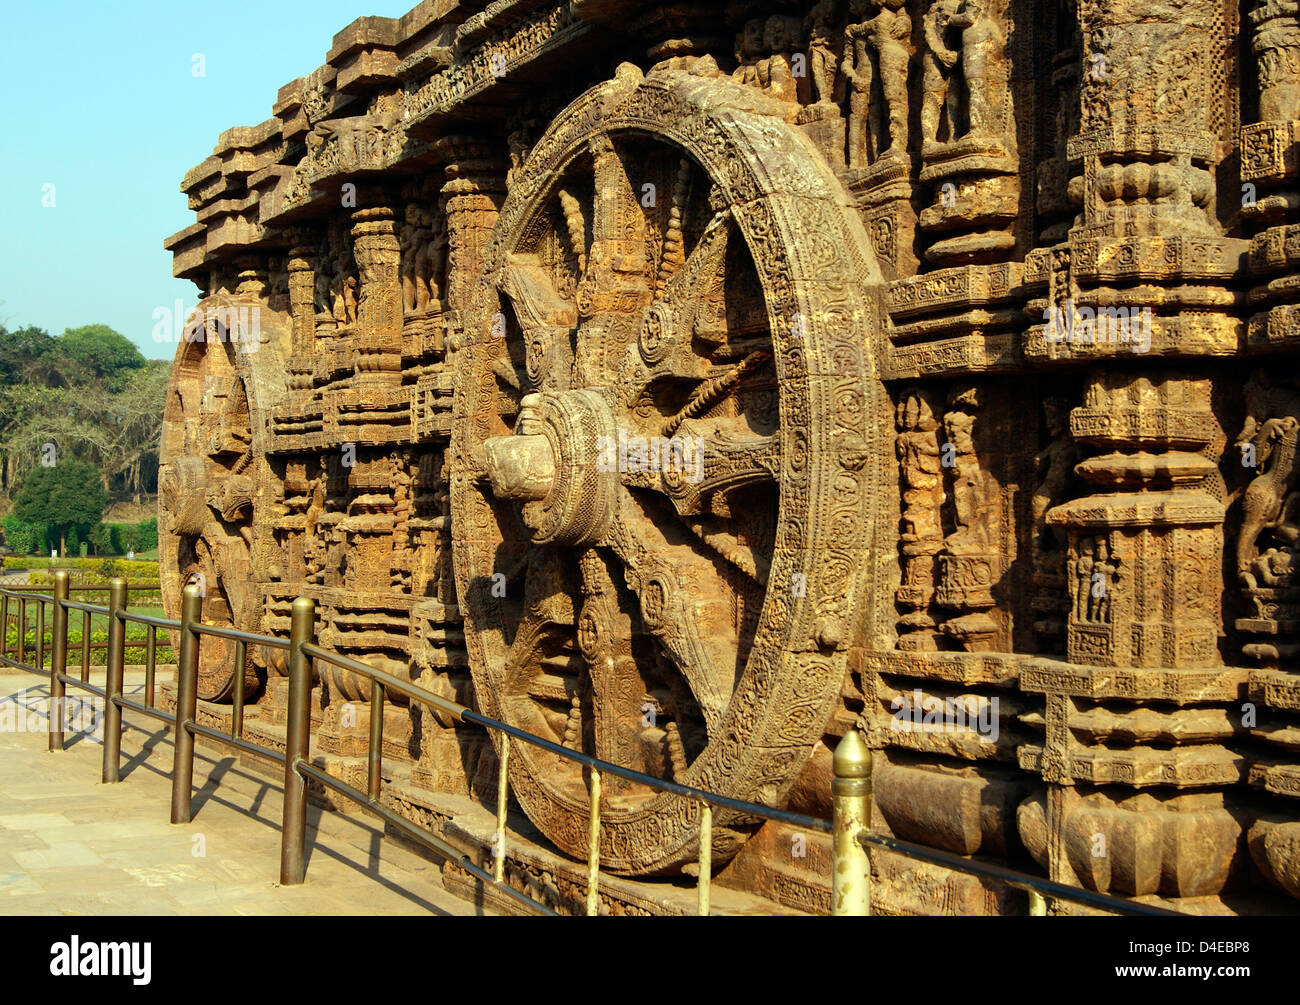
[
  {"x1": 843, "y1": 0, "x2": 911, "y2": 166},
  {"x1": 160, "y1": 0, "x2": 1300, "y2": 915}
]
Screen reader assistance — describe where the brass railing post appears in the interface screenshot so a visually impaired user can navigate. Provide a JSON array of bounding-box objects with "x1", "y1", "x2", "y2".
[
  {"x1": 280, "y1": 596, "x2": 315, "y2": 886},
  {"x1": 101, "y1": 578, "x2": 128, "y2": 784},
  {"x1": 17, "y1": 596, "x2": 27, "y2": 666},
  {"x1": 145, "y1": 625, "x2": 157, "y2": 707},
  {"x1": 231, "y1": 638, "x2": 246, "y2": 738},
  {"x1": 586, "y1": 767, "x2": 601, "y2": 916},
  {"x1": 2, "y1": 591, "x2": 9, "y2": 660},
  {"x1": 80, "y1": 609, "x2": 90, "y2": 682},
  {"x1": 698, "y1": 800, "x2": 712, "y2": 917},
  {"x1": 832, "y1": 730, "x2": 872, "y2": 916},
  {"x1": 494, "y1": 739, "x2": 510, "y2": 883},
  {"x1": 1028, "y1": 889, "x2": 1048, "y2": 916},
  {"x1": 36, "y1": 595, "x2": 45, "y2": 669},
  {"x1": 367, "y1": 681, "x2": 384, "y2": 802},
  {"x1": 48, "y1": 572, "x2": 69, "y2": 752},
  {"x1": 170, "y1": 584, "x2": 202, "y2": 824}
]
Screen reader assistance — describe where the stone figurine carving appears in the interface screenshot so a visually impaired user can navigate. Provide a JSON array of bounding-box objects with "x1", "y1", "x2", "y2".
[
  {"x1": 805, "y1": 0, "x2": 842, "y2": 106},
  {"x1": 921, "y1": 0, "x2": 963, "y2": 144},
  {"x1": 400, "y1": 205, "x2": 433, "y2": 315},
  {"x1": 843, "y1": 0, "x2": 911, "y2": 166},
  {"x1": 949, "y1": 0, "x2": 1008, "y2": 141}
]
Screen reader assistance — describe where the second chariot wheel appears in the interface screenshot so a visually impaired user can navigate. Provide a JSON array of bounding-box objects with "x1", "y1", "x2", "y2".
[{"x1": 159, "y1": 289, "x2": 288, "y2": 701}]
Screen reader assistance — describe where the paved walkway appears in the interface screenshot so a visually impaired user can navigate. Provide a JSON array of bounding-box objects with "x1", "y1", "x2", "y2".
[{"x1": 0, "y1": 670, "x2": 482, "y2": 915}]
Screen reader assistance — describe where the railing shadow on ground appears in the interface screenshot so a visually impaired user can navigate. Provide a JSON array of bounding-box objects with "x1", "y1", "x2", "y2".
[
  {"x1": 0, "y1": 572, "x2": 1182, "y2": 918},
  {"x1": 0, "y1": 671, "x2": 460, "y2": 916}
]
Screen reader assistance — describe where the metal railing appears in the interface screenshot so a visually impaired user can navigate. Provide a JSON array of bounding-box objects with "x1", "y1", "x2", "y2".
[
  {"x1": 0, "y1": 580, "x2": 165, "y2": 681},
  {"x1": 0, "y1": 572, "x2": 1182, "y2": 917}
]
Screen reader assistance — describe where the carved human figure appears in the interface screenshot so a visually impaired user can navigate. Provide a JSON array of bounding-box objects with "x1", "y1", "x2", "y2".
[
  {"x1": 1088, "y1": 536, "x2": 1116, "y2": 623},
  {"x1": 949, "y1": 0, "x2": 1008, "y2": 140},
  {"x1": 732, "y1": 19, "x2": 766, "y2": 88},
  {"x1": 1032, "y1": 398, "x2": 1076, "y2": 555},
  {"x1": 424, "y1": 218, "x2": 448, "y2": 309},
  {"x1": 1246, "y1": 548, "x2": 1297, "y2": 598},
  {"x1": 763, "y1": 15, "x2": 804, "y2": 103},
  {"x1": 1073, "y1": 535, "x2": 1095, "y2": 620},
  {"x1": 921, "y1": 0, "x2": 963, "y2": 144},
  {"x1": 329, "y1": 260, "x2": 346, "y2": 324},
  {"x1": 942, "y1": 405, "x2": 994, "y2": 555},
  {"x1": 897, "y1": 390, "x2": 945, "y2": 548},
  {"x1": 346, "y1": 275, "x2": 359, "y2": 324},
  {"x1": 507, "y1": 129, "x2": 531, "y2": 188},
  {"x1": 805, "y1": 0, "x2": 841, "y2": 106},
  {"x1": 843, "y1": 0, "x2": 912, "y2": 165},
  {"x1": 842, "y1": 7, "x2": 873, "y2": 166},
  {"x1": 400, "y1": 205, "x2": 433, "y2": 315},
  {"x1": 314, "y1": 262, "x2": 332, "y2": 319},
  {"x1": 331, "y1": 248, "x2": 359, "y2": 325},
  {"x1": 303, "y1": 475, "x2": 326, "y2": 584}
]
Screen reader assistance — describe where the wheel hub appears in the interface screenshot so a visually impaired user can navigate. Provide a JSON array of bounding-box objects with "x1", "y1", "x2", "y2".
[{"x1": 482, "y1": 390, "x2": 618, "y2": 546}]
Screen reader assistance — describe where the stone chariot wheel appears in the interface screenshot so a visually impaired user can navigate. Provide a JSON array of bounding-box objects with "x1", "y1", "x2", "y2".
[
  {"x1": 159, "y1": 291, "x2": 287, "y2": 701},
  {"x1": 451, "y1": 63, "x2": 895, "y2": 875}
]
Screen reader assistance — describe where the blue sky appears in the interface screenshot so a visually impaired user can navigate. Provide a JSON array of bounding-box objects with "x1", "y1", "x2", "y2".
[{"x1": 0, "y1": 0, "x2": 414, "y2": 361}]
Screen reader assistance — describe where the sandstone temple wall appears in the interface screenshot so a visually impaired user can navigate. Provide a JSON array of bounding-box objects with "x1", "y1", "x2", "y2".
[{"x1": 161, "y1": 0, "x2": 1300, "y2": 913}]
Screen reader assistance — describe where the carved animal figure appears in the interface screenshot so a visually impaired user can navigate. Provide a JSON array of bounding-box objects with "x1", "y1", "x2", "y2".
[{"x1": 1238, "y1": 416, "x2": 1300, "y2": 583}]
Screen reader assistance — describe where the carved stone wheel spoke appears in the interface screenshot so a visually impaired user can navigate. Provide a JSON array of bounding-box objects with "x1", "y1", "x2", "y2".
[{"x1": 452, "y1": 65, "x2": 894, "y2": 875}]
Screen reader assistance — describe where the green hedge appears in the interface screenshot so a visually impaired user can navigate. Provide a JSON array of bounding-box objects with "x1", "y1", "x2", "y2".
[
  {"x1": 5, "y1": 622, "x2": 175, "y2": 667},
  {"x1": 1, "y1": 517, "x2": 158, "y2": 558},
  {"x1": 1, "y1": 514, "x2": 46, "y2": 554},
  {"x1": 10, "y1": 558, "x2": 160, "y2": 581}
]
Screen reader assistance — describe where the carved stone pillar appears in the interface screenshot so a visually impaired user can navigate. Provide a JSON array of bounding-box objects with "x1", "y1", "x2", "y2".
[
  {"x1": 1252, "y1": 0, "x2": 1300, "y2": 125},
  {"x1": 1049, "y1": 371, "x2": 1223, "y2": 670},
  {"x1": 350, "y1": 202, "x2": 403, "y2": 385},
  {"x1": 437, "y1": 137, "x2": 506, "y2": 320},
  {"x1": 287, "y1": 230, "x2": 320, "y2": 390},
  {"x1": 1238, "y1": 1, "x2": 1300, "y2": 901},
  {"x1": 1244, "y1": 4, "x2": 1300, "y2": 356},
  {"x1": 1026, "y1": 3, "x2": 1244, "y2": 362},
  {"x1": 1071, "y1": 0, "x2": 1221, "y2": 239}
]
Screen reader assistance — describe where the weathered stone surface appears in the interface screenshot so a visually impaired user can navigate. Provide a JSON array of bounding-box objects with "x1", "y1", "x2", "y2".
[{"x1": 160, "y1": 0, "x2": 1300, "y2": 913}]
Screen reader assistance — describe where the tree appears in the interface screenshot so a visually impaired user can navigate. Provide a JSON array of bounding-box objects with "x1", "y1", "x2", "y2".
[
  {"x1": 0, "y1": 325, "x2": 56, "y2": 384},
  {"x1": 0, "y1": 318, "x2": 166, "y2": 502},
  {"x1": 88, "y1": 523, "x2": 112, "y2": 556},
  {"x1": 12, "y1": 458, "x2": 109, "y2": 556},
  {"x1": 57, "y1": 325, "x2": 147, "y2": 391},
  {"x1": 103, "y1": 362, "x2": 168, "y2": 501}
]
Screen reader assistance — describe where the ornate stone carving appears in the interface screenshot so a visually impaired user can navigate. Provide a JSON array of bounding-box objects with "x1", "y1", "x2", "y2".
[
  {"x1": 159, "y1": 0, "x2": 1300, "y2": 914},
  {"x1": 895, "y1": 388, "x2": 946, "y2": 650}
]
